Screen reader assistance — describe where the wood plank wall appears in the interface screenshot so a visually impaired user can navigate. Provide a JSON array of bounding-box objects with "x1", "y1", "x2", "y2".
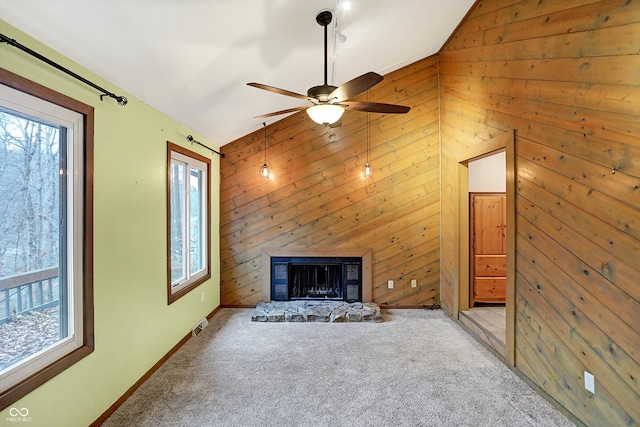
[
  {"x1": 439, "y1": 0, "x2": 639, "y2": 425},
  {"x1": 220, "y1": 55, "x2": 441, "y2": 308}
]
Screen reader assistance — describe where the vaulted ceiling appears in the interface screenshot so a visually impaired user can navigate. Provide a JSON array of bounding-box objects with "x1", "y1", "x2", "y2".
[{"x1": 1, "y1": 0, "x2": 474, "y2": 146}]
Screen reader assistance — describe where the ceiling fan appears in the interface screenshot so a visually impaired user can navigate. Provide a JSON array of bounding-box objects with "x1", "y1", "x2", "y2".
[{"x1": 247, "y1": 10, "x2": 410, "y2": 126}]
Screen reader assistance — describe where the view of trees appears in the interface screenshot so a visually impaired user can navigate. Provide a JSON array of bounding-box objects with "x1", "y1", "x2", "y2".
[
  {"x1": 0, "y1": 108, "x2": 60, "y2": 279},
  {"x1": 0, "y1": 107, "x2": 63, "y2": 370},
  {"x1": 169, "y1": 159, "x2": 205, "y2": 287},
  {"x1": 169, "y1": 161, "x2": 186, "y2": 284}
]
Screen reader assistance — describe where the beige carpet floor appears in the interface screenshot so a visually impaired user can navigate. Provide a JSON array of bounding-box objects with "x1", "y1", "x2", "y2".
[{"x1": 102, "y1": 308, "x2": 573, "y2": 427}]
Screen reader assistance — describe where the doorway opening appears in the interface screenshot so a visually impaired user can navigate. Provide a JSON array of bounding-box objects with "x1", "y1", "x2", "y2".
[
  {"x1": 461, "y1": 151, "x2": 506, "y2": 356},
  {"x1": 454, "y1": 131, "x2": 515, "y2": 366}
]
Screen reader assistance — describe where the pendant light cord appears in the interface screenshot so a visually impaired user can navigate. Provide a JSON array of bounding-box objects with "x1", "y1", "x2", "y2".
[{"x1": 366, "y1": 91, "x2": 370, "y2": 164}]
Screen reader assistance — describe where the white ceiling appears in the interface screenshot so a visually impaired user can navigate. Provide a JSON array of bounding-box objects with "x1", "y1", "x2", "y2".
[{"x1": 1, "y1": 0, "x2": 474, "y2": 147}]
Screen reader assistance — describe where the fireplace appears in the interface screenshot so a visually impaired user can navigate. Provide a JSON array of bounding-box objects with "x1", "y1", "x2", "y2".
[
  {"x1": 262, "y1": 248, "x2": 372, "y2": 302},
  {"x1": 271, "y1": 256, "x2": 362, "y2": 302}
]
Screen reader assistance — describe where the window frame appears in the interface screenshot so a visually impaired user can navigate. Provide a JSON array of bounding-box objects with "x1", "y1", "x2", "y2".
[
  {"x1": 166, "y1": 142, "x2": 211, "y2": 304},
  {"x1": 0, "y1": 68, "x2": 94, "y2": 410}
]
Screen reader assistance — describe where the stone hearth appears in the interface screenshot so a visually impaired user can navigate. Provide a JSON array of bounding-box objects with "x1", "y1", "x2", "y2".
[{"x1": 252, "y1": 301, "x2": 383, "y2": 323}]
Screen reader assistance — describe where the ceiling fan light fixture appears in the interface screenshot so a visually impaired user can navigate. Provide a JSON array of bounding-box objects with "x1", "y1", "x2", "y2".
[{"x1": 306, "y1": 104, "x2": 345, "y2": 125}]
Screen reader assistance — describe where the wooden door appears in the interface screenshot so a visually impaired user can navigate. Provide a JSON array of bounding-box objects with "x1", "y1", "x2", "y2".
[{"x1": 470, "y1": 193, "x2": 506, "y2": 305}]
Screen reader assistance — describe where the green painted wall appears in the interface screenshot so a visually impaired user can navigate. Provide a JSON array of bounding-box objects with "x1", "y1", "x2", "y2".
[{"x1": 1, "y1": 20, "x2": 221, "y2": 427}]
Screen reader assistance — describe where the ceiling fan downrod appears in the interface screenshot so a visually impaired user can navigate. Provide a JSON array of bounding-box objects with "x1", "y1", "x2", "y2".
[
  {"x1": 316, "y1": 10, "x2": 332, "y2": 86},
  {"x1": 308, "y1": 10, "x2": 337, "y2": 101}
]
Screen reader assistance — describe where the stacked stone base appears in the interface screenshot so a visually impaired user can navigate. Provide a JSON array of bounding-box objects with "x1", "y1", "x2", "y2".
[{"x1": 252, "y1": 301, "x2": 383, "y2": 323}]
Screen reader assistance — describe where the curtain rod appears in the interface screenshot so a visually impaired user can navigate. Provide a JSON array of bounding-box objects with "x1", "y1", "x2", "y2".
[
  {"x1": 186, "y1": 135, "x2": 225, "y2": 158},
  {"x1": 0, "y1": 33, "x2": 226, "y2": 159},
  {"x1": 1, "y1": 33, "x2": 128, "y2": 106}
]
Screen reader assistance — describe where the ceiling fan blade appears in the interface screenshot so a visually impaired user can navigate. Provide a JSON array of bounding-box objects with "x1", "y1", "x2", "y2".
[
  {"x1": 329, "y1": 72, "x2": 383, "y2": 102},
  {"x1": 247, "y1": 82, "x2": 310, "y2": 101},
  {"x1": 341, "y1": 101, "x2": 410, "y2": 114},
  {"x1": 254, "y1": 106, "x2": 307, "y2": 119}
]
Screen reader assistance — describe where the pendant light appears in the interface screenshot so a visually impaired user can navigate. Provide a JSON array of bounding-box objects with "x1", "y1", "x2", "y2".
[
  {"x1": 260, "y1": 122, "x2": 270, "y2": 179},
  {"x1": 362, "y1": 91, "x2": 372, "y2": 178}
]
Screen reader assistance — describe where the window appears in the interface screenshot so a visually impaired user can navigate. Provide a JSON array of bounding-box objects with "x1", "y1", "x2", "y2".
[
  {"x1": 0, "y1": 69, "x2": 94, "y2": 409},
  {"x1": 167, "y1": 143, "x2": 210, "y2": 303}
]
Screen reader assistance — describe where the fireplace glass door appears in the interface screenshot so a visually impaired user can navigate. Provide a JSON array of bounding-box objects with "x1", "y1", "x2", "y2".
[
  {"x1": 290, "y1": 263, "x2": 342, "y2": 299},
  {"x1": 271, "y1": 257, "x2": 362, "y2": 302}
]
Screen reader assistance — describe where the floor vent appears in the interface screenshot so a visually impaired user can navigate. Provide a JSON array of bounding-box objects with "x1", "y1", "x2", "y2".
[{"x1": 191, "y1": 318, "x2": 209, "y2": 337}]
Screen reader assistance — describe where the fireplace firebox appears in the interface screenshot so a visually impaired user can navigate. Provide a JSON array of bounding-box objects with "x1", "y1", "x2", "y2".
[{"x1": 271, "y1": 257, "x2": 362, "y2": 302}]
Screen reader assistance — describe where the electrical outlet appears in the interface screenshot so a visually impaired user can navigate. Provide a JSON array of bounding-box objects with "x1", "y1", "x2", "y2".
[
  {"x1": 201, "y1": 291, "x2": 205, "y2": 302},
  {"x1": 411, "y1": 279, "x2": 417, "y2": 288},
  {"x1": 584, "y1": 371, "x2": 595, "y2": 394},
  {"x1": 388, "y1": 280, "x2": 394, "y2": 289}
]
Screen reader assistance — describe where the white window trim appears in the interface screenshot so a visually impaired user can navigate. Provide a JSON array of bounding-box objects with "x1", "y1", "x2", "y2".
[{"x1": 0, "y1": 83, "x2": 85, "y2": 393}]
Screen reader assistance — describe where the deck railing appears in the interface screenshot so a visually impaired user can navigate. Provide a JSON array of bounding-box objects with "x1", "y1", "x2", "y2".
[{"x1": 0, "y1": 267, "x2": 59, "y2": 325}]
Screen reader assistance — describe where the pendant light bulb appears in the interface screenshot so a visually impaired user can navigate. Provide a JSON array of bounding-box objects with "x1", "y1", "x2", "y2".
[
  {"x1": 364, "y1": 162, "x2": 371, "y2": 177},
  {"x1": 261, "y1": 163, "x2": 270, "y2": 178},
  {"x1": 363, "y1": 162, "x2": 372, "y2": 178}
]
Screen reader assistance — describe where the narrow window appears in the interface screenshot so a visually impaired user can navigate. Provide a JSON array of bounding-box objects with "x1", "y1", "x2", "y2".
[
  {"x1": 167, "y1": 143, "x2": 210, "y2": 303},
  {"x1": 0, "y1": 69, "x2": 94, "y2": 409}
]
